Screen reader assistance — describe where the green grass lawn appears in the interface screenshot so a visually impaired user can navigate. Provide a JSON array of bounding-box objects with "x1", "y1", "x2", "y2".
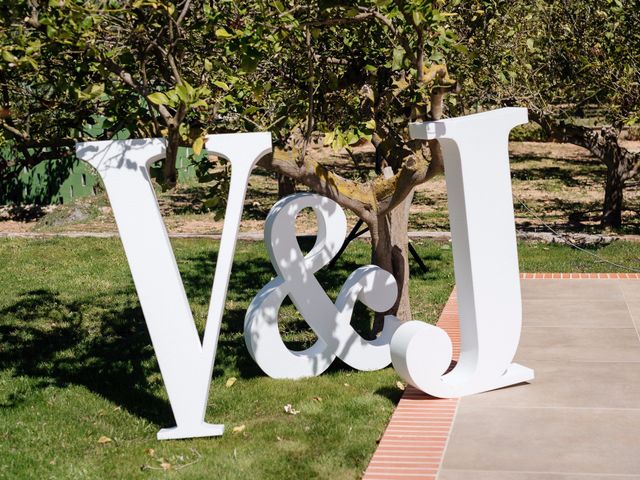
[{"x1": 1, "y1": 237, "x2": 639, "y2": 479}]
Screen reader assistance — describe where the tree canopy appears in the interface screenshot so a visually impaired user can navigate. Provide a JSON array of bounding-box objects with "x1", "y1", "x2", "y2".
[
  {"x1": 1, "y1": 0, "x2": 464, "y2": 324},
  {"x1": 450, "y1": 0, "x2": 640, "y2": 227},
  {"x1": 3, "y1": 0, "x2": 639, "y2": 322}
]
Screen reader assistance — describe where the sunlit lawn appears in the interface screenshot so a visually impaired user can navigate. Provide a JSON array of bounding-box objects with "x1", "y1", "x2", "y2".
[{"x1": 0, "y1": 237, "x2": 639, "y2": 479}]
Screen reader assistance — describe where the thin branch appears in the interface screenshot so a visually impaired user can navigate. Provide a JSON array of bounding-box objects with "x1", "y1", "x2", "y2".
[
  {"x1": 176, "y1": 0, "x2": 192, "y2": 26},
  {"x1": 279, "y1": 5, "x2": 309, "y2": 18},
  {"x1": 359, "y1": 6, "x2": 416, "y2": 64},
  {"x1": 258, "y1": 151, "x2": 376, "y2": 223},
  {"x1": 167, "y1": 53, "x2": 183, "y2": 84},
  {"x1": 300, "y1": 26, "x2": 315, "y2": 165},
  {"x1": 101, "y1": 58, "x2": 175, "y2": 125},
  {"x1": 0, "y1": 121, "x2": 28, "y2": 139},
  {"x1": 304, "y1": 12, "x2": 377, "y2": 28}
]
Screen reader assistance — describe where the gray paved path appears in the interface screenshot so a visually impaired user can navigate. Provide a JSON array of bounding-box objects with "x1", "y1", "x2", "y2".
[{"x1": 440, "y1": 279, "x2": 640, "y2": 479}]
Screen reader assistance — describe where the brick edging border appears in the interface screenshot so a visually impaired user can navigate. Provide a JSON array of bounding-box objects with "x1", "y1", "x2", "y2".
[
  {"x1": 362, "y1": 290, "x2": 460, "y2": 480},
  {"x1": 521, "y1": 273, "x2": 640, "y2": 279},
  {"x1": 363, "y1": 273, "x2": 639, "y2": 480}
]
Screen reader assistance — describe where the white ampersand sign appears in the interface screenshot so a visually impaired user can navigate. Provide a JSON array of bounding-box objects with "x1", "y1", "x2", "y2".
[{"x1": 245, "y1": 193, "x2": 402, "y2": 379}]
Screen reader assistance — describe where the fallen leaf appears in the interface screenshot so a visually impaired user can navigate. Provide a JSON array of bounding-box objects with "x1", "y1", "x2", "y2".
[
  {"x1": 232, "y1": 424, "x2": 246, "y2": 434},
  {"x1": 97, "y1": 436, "x2": 112, "y2": 444},
  {"x1": 160, "y1": 461, "x2": 172, "y2": 471},
  {"x1": 312, "y1": 396, "x2": 322, "y2": 402},
  {"x1": 145, "y1": 448, "x2": 155, "y2": 457},
  {"x1": 113, "y1": 406, "x2": 122, "y2": 411},
  {"x1": 225, "y1": 377, "x2": 237, "y2": 388},
  {"x1": 276, "y1": 436, "x2": 283, "y2": 441},
  {"x1": 344, "y1": 383, "x2": 350, "y2": 387},
  {"x1": 283, "y1": 404, "x2": 299, "y2": 415},
  {"x1": 396, "y1": 381, "x2": 406, "y2": 391},
  {"x1": 49, "y1": 459, "x2": 56, "y2": 465}
]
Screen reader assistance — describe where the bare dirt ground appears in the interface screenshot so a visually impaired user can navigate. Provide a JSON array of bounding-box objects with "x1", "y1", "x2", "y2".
[{"x1": 1, "y1": 141, "x2": 639, "y2": 238}]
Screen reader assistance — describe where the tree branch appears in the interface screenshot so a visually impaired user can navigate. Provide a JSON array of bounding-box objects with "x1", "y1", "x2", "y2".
[
  {"x1": 258, "y1": 151, "x2": 377, "y2": 223},
  {"x1": 176, "y1": 0, "x2": 192, "y2": 26},
  {"x1": 529, "y1": 107, "x2": 640, "y2": 182},
  {"x1": 0, "y1": 121, "x2": 29, "y2": 139}
]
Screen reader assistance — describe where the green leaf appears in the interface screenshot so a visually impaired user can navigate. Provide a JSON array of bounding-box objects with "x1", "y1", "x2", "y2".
[
  {"x1": 89, "y1": 83, "x2": 104, "y2": 96},
  {"x1": 392, "y1": 47, "x2": 405, "y2": 71},
  {"x1": 76, "y1": 83, "x2": 105, "y2": 101},
  {"x1": 526, "y1": 38, "x2": 535, "y2": 51},
  {"x1": 213, "y1": 81, "x2": 230, "y2": 91},
  {"x1": 215, "y1": 28, "x2": 233, "y2": 39},
  {"x1": 204, "y1": 59, "x2": 213, "y2": 72},
  {"x1": 240, "y1": 53, "x2": 259, "y2": 73},
  {"x1": 184, "y1": 80, "x2": 195, "y2": 98},
  {"x1": 1, "y1": 51, "x2": 18, "y2": 63},
  {"x1": 392, "y1": 76, "x2": 410, "y2": 92},
  {"x1": 147, "y1": 92, "x2": 170, "y2": 105},
  {"x1": 175, "y1": 84, "x2": 189, "y2": 102},
  {"x1": 347, "y1": 130, "x2": 360, "y2": 145},
  {"x1": 165, "y1": 90, "x2": 179, "y2": 103},
  {"x1": 323, "y1": 131, "x2": 335, "y2": 146},
  {"x1": 192, "y1": 137, "x2": 204, "y2": 155},
  {"x1": 191, "y1": 99, "x2": 207, "y2": 109}
]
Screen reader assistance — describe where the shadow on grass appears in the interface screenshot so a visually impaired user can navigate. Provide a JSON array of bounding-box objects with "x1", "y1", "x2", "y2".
[
  {"x1": 179, "y1": 237, "x2": 378, "y2": 379},
  {"x1": 0, "y1": 238, "x2": 388, "y2": 425},
  {"x1": 0, "y1": 288, "x2": 173, "y2": 424},
  {"x1": 514, "y1": 196, "x2": 640, "y2": 235},
  {"x1": 512, "y1": 166, "x2": 590, "y2": 187},
  {"x1": 374, "y1": 386, "x2": 404, "y2": 404}
]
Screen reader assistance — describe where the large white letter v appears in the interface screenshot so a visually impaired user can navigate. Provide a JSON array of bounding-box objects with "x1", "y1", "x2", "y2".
[{"x1": 76, "y1": 134, "x2": 272, "y2": 439}]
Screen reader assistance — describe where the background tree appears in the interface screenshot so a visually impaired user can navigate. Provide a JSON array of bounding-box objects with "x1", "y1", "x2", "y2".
[
  {"x1": 232, "y1": 0, "x2": 462, "y2": 329},
  {"x1": 450, "y1": 0, "x2": 640, "y2": 228},
  {"x1": 2, "y1": 0, "x2": 465, "y2": 331},
  {"x1": 1, "y1": 0, "x2": 244, "y2": 187}
]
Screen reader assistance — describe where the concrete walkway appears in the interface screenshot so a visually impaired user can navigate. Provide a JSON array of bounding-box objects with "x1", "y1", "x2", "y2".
[{"x1": 365, "y1": 274, "x2": 640, "y2": 479}]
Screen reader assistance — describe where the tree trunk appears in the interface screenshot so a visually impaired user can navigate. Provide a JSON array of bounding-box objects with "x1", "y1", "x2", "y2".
[
  {"x1": 370, "y1": 190, "x2": 414, "y2": 335},
  {"x1": 602, "y1": 154, "x2": 625, "y2": 229},
  {"x1": 162, "y1": 126, "x2": 180, "y2": 188},
  {"x1": 277, "y1": 173, "x2": 296, "y2": 198}
]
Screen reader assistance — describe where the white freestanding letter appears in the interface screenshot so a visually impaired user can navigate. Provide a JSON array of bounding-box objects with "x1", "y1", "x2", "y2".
[
  {"x1": 76, "y1": 134, "x2": 272, "y2": 439},
  {"x1": 245, "y1": 193, "x2": 401, "y2": 379},
  {"x1": 390, "y1": 107, "x2": 534, "y2": 397}
]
